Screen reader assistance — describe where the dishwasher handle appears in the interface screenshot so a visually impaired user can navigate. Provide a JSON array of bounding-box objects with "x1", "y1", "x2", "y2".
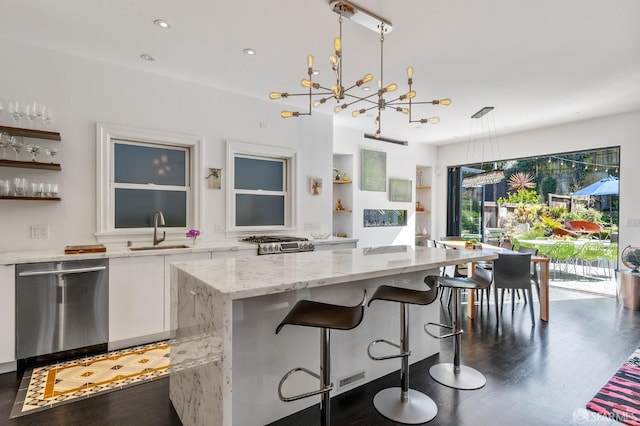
[{"x1": 18, "y1": 265, "x2": 107, "y2": 277}]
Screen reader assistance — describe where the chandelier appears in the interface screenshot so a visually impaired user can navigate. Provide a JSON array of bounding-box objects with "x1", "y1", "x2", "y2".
[
  {"x1": 461, "y1": 106, "x2": 505, "y2": 188},
  {"x1": 268, "y1": 0, "x2": 451, "y2": 139}
]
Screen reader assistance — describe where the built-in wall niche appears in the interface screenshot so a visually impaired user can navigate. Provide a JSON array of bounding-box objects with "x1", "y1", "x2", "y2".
[{"x1": 363, "y1": 209, "x2": 407, "y2": 227}]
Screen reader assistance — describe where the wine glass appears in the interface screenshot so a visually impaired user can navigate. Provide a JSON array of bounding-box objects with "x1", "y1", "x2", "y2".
[
  {"x1": 10, "y1": 137, "x2": 24, "y2": 161},
  {"x1": 0, "y1": 133, "x2": 9, "y2": 160},
  {"x1": 41, "y1": 105, "x2": 53, "y2": 126},
  {"x1": 26, "y1": 144, "x2": 40, "y2": 162},
  {"x1": 45, "y1": 147, "x2": 58, "y2": 163},
  {"x1": 9, "y1": 101, "x2": 21, "y2": 125},
  {"x1": 25, "y1": 103, "x2": 38, "y2": 128}
]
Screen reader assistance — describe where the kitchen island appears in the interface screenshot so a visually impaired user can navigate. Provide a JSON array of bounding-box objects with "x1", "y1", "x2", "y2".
[{"x1": 169, "y1": 246, "x2": 497, "y2": 426}]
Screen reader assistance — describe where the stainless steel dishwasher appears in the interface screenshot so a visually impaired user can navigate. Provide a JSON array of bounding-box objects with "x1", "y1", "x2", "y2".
[{"x1": 16, "y1": 259, "x2": 109, "y2": 365}]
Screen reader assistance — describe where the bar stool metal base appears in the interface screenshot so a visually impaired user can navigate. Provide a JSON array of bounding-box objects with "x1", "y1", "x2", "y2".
[
  {"x1": 373, "y1": 387, "x2": 438, "y2": 424},
  {"x1": 429, "y1": 363, "x2": 486, "y2": 390}
]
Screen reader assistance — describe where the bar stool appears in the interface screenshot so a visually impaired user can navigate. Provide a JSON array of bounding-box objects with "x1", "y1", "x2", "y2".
[
  {"x1": 366, "y1": 276, "x2": 439, "y2": 424},
  {"x1": 424, "y1": 273, "x2": 490, "y2": 390},
  {"x1": 275, "y1": 291, "x2": 366, "y2": 426}
]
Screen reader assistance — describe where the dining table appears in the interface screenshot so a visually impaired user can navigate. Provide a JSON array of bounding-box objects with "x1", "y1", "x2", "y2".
[{"x1": 437, "y1": 240, "x2": 550, "y2": 322}]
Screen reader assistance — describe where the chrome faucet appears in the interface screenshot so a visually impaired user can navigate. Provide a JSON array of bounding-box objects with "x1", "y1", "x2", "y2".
[{"x1": 153, "y1": 211, "x2": 166, "y2": 246}]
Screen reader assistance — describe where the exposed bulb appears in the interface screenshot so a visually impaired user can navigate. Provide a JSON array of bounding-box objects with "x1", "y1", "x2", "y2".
[
  {"x1": 352, "y1": 109, "x2": 366, "y2": 117},
  {"x1": 407, "y1": 66, "x2": 413, "y2": 78},
  {"x1": 334, "y1": 104, "x2": 347, "y2": 113},
  {"x1": 400, "y1": 91, "x2": 416, "y2": 100},
  {"x1": 437, "y1": 98, "x2": 452, "y2": 106},
  {"x1": 269, "y1": 92, "x2": 282, "y2": 100},
  {"x1": 420, "y1": 117, "x2": 440, "y2": 124},
  {"x1": 334, "y1": 37, "x2": 341, "y2": 53},
  {"x1": 307, "y1": 55, "x2": 314, "y2": 68},
  {"x1": 332, "y1": 85, "x2": 340, "y2": 96},
  {"x1": 301, "y1": 79, "x2": 318, "y2": 89},
  {"x1": 359, "y1": 74, "x2": 373, "y2": 85},
  {"x1": 383, "y1": 83, "x2": 397, "y2": 93},
  {"x1": 330, "y1": 55, "x2": 339, "y2": 69},
  {"x1": 374, "y1": 129, "x2": 381, "y2": 139},
  {"x1": 395, "y1": 107, "x2": 409, "y2": 114},
  {"x1": 313, "y1": 98, "x2": 327, "y2": 107},
  {"x1": 281, "y1": 111, "x2": 295, "y2": 118}
]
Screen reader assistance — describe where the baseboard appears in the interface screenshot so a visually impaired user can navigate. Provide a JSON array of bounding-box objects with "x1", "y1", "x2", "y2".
[
  {"x1": 108, "y1": 330, "x2": 171, "y2": 351},
  {"x1": 0, "y1": 360, "x2": 17, "y2": 374}
]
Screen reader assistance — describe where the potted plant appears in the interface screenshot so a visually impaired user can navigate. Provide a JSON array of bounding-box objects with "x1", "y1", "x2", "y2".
[{"x1": 619, "y1": 246, "x2": 640, "y2": 310}]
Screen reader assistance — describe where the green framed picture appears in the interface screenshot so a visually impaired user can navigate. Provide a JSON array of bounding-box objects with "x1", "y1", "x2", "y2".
[
  {"x1": 389, "y1": 178, "x2": 412, "y2": 202},
  {"x1": 361, "y1": 149, "x2": 386, "y2": 192}
]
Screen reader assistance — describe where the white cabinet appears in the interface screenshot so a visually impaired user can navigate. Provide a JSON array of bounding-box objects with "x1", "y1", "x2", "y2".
[
  {"x1": 164, "y1": 252, "x2": 211, "y2": 332},
  {"x1": 0, "y1": 265, "x2": 15, "y2": 365},
  {"x1": 109, "y1": 256, "x2": 165, "y2": 345}
]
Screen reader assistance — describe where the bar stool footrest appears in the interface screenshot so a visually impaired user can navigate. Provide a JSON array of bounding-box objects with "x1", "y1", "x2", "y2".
[
  {"x1": 277, "y1": 367, "x2": 334, "y2": 402},
  {"x1": 424, "y1": 322, "x2": 463, "y2": 340},
  {"x1": 367, "y1": 339, "x2": 411, "y2": 361}
]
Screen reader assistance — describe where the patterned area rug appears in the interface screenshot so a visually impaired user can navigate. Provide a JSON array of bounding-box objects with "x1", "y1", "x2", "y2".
[
  {"x1": 587, "y1": 347, "x2": 640, "y2": 425},
  {"x1": 10, "y1": 341, "x2": 170, "y2": 418}
]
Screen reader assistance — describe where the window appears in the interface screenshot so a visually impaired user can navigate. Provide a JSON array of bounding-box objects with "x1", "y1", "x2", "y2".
[
  {"x1": 226, "y1": 141, "x2": 297, "y2": 232},
  {"x1": 97, "y1": 123, "x2": 202, "y2": 242}
]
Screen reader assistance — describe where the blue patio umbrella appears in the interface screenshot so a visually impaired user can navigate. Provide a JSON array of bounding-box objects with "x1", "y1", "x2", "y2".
[
  {"x1": 572, "y1": 175, "x2": 619, "y2": 196},
  {"x1": 572, "y1": 175, "x2": 619, "y2": 225}
]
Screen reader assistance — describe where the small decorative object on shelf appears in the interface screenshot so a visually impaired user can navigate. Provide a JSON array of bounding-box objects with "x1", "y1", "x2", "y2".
[
  {"x1": 335, "y1": 198, "x2": 343, "y2": 211},
  {"x1": 186, "y1": 228, "x2": 200, "y2": 246},
  {"x1": 333, "y1": 168, "x2": 341, "y2": 181},
  {"x1": 416, "y1": 201, "x2": 425, "y2": 212},
  {"x1": 342, "y1": 172, "x2": 349, "y2": 181}
]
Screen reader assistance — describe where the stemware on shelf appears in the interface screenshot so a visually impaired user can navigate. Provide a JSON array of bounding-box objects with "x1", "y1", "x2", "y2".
[
  {"x1": 10, "y1": 137, "x2": 24, "y2": 160},
  {"x1": 9, "y1": 101, "x2": 21, "y2": 125},
  {"x1": 26, "y1": 144, "x2": 40, "y2": 162},
  {"x1": 13, "y1": 177, "x2": 27, "y2": 197},
  {"x1": 45, "y1": 147, "x2": 58, "y2": 163},
  {"x1": 25, "y1": 103, "x2": 39, "y2": 128},
  {"x1": 0, "y1": 133, "x2": 10, "y2": 160},
  {"x1": 41, "y1": 105, "x2": 54, "y2": 126}
]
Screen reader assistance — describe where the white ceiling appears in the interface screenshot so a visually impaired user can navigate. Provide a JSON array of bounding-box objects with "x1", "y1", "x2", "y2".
[{"x1": 1, "y1": 0, "x2": 639, "y2": 145}]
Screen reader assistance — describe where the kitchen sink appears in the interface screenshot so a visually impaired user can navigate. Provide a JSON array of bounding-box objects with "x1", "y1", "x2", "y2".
[{"x1": 129, "y1": 244, "x2": 191, "y2": 251}]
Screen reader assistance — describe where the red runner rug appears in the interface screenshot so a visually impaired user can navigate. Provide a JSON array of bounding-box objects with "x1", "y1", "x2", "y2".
[{"x1": 587, "y1": 348, "x2": 640, "y2": 425}]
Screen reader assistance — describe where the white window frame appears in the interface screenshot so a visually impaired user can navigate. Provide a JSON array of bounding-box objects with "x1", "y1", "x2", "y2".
[
  {"x1": 226, "y1": 140, "x2": 297, "y2": 234},
  {"x1": 96, "y1": 123, "x2": 203, "y2": 243}
]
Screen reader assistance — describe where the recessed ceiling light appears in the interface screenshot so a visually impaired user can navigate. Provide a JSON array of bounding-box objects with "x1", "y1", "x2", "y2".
[
  {"x1": 312, "y1": 70, "x2": 320, "y2": 76},
  {"x1": 140, "y1": 53, "x2": 156, "y2": 61},
  {"x1": 243, "y1": 48, "x2": 256, "y2": 56},
  {"x1": 361, "y1": 86, "x2": 371, "y2": 91},
  {"x1": 153, "y1": 19, "x2": 171, "y2": 29}
]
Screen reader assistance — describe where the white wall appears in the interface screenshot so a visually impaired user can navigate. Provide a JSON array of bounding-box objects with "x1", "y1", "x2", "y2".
[
  {"x1": 0, "y1": 41, "x2": 333, "y2": 252},
  {"x1": 333, "y1": 125, "x2": 438, "y2": 248},
  {"x1": 435, "y1": 110, "x2": 640, "y2": 252}
]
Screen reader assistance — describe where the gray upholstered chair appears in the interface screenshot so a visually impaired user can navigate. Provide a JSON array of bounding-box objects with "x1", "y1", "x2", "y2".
[{"x1": 492, "y1": 252, "x2": 535, "y2": 326}]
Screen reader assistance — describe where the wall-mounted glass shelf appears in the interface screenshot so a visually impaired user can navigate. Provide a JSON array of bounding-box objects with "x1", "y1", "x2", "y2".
[
  {"x1": 0, "y1": 125, "x2": 61, "y2": 141},
  {"x1": 0, "y1": 159, "x2": 61, "y2": 171}
]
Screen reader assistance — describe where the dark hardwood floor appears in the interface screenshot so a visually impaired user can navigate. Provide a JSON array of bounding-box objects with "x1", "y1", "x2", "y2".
[{"x1": 1, "y1": 288, "x2": 637, "y2": 426}]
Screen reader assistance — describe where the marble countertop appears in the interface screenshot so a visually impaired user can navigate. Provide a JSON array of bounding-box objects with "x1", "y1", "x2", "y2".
[
  {"x1": 171, "y1": 245, "x2": 498, "y2": 300},
  {"x1": 0, "y1": 237, "x2": 358, "y2": 265}
]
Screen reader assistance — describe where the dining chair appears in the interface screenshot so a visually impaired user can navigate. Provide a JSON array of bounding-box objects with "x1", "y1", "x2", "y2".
[
  {"x1": 492, "y1": 252, "x2": 535, "y2": 326},
  {"x1": 517, "y1": 246, "x2": 540, "y2": 298},
  {"x1": 575, "y1": 241, "x2": 606, "y2": 277},
  {"x1": 547, "y1": 241, "x2": 577, "y2": 279}
]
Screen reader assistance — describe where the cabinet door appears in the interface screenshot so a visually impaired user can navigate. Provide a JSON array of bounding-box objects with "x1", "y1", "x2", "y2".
[
  {"x1": 0, "y1": 265, "x2": 15, "y2": 364},
  {"x1": 164, "y1": 252, "x2": 211, "y2": 332},
  {"x1": 109, "y1": 256, "x2": 165, "y2": 343}
]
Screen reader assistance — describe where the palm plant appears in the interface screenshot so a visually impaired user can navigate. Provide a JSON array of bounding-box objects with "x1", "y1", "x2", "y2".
[{"x1": 508, "y1": 172, "x2": 536, "y2": 191}]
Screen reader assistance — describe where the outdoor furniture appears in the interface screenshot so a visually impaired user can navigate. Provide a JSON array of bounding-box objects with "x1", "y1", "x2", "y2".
[
  {"x1": 547, "y1": 241, "x2": 577, "y2": 279},
  {"x1": 553, "y1": 227, "x2": 580, "y2": 238},
  {"x1": 575, "y1": 241, "x2": 606, "y2": 276},
  {"x1": 566, "y1": 220, "x2": 604, "y2": 238}
]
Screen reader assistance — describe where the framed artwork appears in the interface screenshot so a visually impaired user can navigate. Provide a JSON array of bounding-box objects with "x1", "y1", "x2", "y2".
[
  {"x1": 361, "y1": 149, "x2": 386, "y2": 192},
  {"x1": 389, "y1": 178, "x2": 412, "y2": 202},
  {"x1": 310, "y1": 177, "x2": 322, "y2": 195}
]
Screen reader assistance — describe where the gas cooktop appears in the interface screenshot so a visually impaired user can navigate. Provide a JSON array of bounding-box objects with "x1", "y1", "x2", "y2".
[{"x1": 240, "y1": 235, "x2": 314, "y2": 255}]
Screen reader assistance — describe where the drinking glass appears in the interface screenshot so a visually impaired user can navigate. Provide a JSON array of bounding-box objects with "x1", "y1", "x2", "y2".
[
  {"x1": 0, "y1": 179, "x2": 9, "y2": 196},
  {"x1": 49, "y1": 183, "x2": 59, "y2": 197},
  {"x1": 26, "y1": 144, "x2": 40, "y2": 162},
  {"x1": 45, "y1": 147, "x2": 58, "y2": 163},
  {"x1": 10, "y1": 137, "x2": 23, "y2": 161},
  {"x1": 13, "y1": 178, "x2": 27, "y2": 196},
  {"x1": 41, "y1": 105, "x2": 53, "y2": 126}
]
